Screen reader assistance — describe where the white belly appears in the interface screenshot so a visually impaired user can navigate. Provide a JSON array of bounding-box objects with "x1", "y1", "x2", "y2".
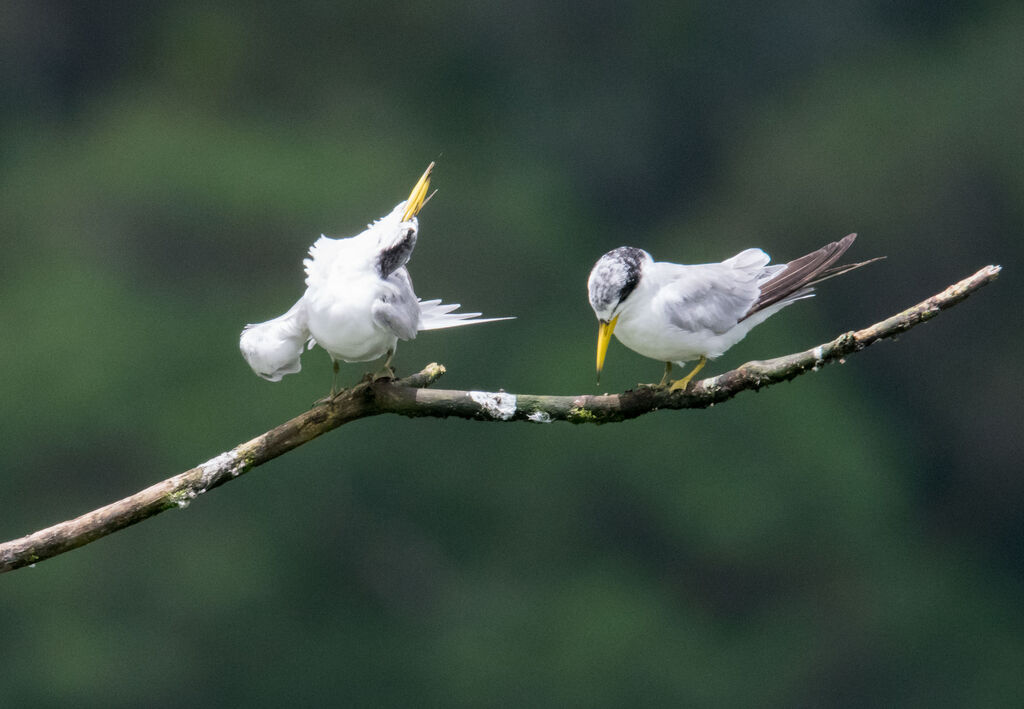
[
  {"x1": 614, "y1": 299, "x2": 790, "y2": 364},
  {"x1": 304, "y1": 282, "x2": 396, "y2": 363},
  {"x1": 614, "y1": 318, "x2": 719, "y2": 363}
]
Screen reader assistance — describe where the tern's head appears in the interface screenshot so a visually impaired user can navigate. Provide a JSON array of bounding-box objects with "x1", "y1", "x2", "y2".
[
  {"x1": 587, "y1": 246, "x2": 650, "y2": 320},
  {"x1": 373, "y1": 162, "x2": 434, "y2": 278},
  {"x1": 587, "y1": 246, "x2": 651, "y2": 381}
]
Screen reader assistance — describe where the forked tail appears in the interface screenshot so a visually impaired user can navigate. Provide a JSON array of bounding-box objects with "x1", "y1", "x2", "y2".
[
  {"x1": 418, "y1": 299, "x2": 515, "y2": 331},
  {"x1": 747, "y1": 233, "x2": 884, "y2": 318}
]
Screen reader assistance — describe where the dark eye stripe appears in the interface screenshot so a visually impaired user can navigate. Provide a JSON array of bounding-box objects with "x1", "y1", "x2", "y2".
[
  {"x1": 377, "y1": 227, "x2": 416, "y2": 278},
  {"x1": 615, "y1": 248, "x2": 644, "y2": 304},
  {"x1": 590, "y1": 246, "x2": 644, "y2": 312}
]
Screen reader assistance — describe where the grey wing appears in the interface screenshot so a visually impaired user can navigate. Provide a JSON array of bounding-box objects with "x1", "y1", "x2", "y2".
[
  {"x1": 371, "y1": 267, "x2": 422, "y2": 340},
  {"x1": 656, "y1": 258, "x2": 763, "y2": 334}
]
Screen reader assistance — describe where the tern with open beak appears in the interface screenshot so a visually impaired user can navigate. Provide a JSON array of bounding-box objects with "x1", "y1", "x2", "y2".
[
  {"x1": 587, "y1": 233, "x2": 881, "y2": 391},
  {"x1": 240, "y1": 163, "x2": 512, "y2": 394}
]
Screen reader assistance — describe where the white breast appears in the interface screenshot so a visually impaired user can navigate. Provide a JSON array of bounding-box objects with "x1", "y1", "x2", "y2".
[{"x1": 303, "y1": 273, "x2": 397, "y2": 362}]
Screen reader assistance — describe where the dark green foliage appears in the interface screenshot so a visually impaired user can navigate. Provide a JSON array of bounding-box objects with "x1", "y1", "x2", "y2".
[{"x1": 1, "y1": 2, "x2": 1021, "y2": 705}]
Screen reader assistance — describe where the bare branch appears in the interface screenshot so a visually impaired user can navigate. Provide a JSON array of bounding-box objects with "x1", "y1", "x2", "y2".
[{"x1": 0, "y1": 265, "x2": 1001, "y2": 574}]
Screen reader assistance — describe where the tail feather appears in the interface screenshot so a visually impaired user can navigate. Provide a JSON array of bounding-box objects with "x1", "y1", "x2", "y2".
[
  {"x1": 418, "y1": 298, "x2": 515, "y2": 331},
  {"x1": 746, "y1": 233, "x2": 882, "y2": 318},
  {"x1": 805, "y1": 256, "x2": 886, "y2": 288},
  {"x1": 239, "y1": 299, "x2": 310, "y2": 381}
]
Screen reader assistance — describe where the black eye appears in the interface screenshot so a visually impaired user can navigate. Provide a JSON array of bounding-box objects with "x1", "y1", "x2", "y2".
[
  {"x1": 377, "y1": 228, "x2": 417, "y2": 278},
  {"x1": 601, "y1": 247, "x2": 644, "y2": 307}
]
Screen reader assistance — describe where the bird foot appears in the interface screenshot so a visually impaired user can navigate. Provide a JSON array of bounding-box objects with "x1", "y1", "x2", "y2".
[
  {"x1": 667, "y1": 378, "x2": 694, "y2": 392},
  {"x1": 667, "y1": 356, "x2": 708, "y2": 393},
  {"x1": 370, "y1": 365, "x2": 397, "y2": 382},
  {"x1": 313, "y1": 385, "x2": 352, "y2": 407},
  {"x1": 635, "y1": 379, "x2": 692, "y2": 392},
  {"x1": 636, "y1": 381, "x2": 664, "y2": 390},
  {"x1": 312, "y1": 391, "x2": 339, "y2": 407}
]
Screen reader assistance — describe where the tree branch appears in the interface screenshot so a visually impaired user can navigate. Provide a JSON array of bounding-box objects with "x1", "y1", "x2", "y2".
[{"x1": 0, "y1": 264, "x2": 1002, "y2": 574}]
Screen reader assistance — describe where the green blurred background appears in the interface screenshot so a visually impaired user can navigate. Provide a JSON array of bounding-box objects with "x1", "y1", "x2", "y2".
[{"x1": 2, "y1": 1, "x2": 1021, "y2": 705}]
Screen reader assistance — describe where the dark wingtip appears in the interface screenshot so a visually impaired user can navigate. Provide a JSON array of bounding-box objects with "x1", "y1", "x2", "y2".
[
  {"x1": 746, "y1": 232, "x2": 878, "y2": 317},
  {"x1": 834, "y1": 232, "x2": 857, "y2": 252}
]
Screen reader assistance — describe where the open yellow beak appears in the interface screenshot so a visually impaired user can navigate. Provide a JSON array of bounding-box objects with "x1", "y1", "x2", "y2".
[
  {"x1": 401, "y1": 162, "x2": 435, "y2": 222},
  {"x1": 595, "y1": 315, "x2": 619, "y2": 383}
]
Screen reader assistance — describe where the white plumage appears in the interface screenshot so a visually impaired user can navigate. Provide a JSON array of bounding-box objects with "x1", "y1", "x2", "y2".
[
  {"x1": 238, "y1": 300, "x2": 309, "y2": 382},
  {"x1": 587, "y1": 234, "x2": 879, "y2": 390},
  {"x1": 240, "y1": 164, "x2": 512, "y2": 388}
]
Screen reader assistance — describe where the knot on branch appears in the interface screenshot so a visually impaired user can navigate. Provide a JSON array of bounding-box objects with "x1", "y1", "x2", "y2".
[{"x1": 835, "y1": 331, "x2": 860, "y2": 353}]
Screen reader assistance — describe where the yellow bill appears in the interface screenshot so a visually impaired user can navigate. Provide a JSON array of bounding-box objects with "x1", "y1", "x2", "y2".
[
  {"x1": 595, "y1": 315, "x2": 619, "y2": 383},
  {"x1": 401, "y1": 162, "x2": 435, "y2": 221}
]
